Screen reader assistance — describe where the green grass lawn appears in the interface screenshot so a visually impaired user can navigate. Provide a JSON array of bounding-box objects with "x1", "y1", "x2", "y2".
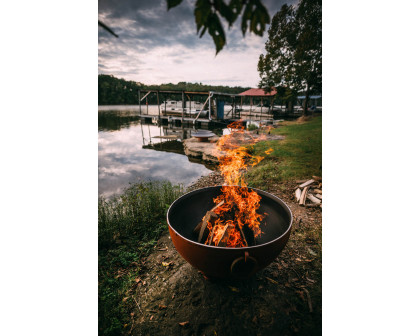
[{"x1": 246, "y1": 116, "x2": 322, "y2": 189}]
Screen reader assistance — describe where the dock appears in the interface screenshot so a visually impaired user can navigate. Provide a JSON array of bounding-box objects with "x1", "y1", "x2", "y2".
[{"x1": 137, "y1": 88, "x2": 317, "y2": 126}]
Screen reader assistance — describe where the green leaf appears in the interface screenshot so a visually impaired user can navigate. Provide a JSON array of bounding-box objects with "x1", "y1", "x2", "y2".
[
  {"x1": 194, "y1": 0, "x2": 212, "y2": 33},
  {"x1": 217, "y1": 1, "x2": 234, "y2": 26},
  {"x1": 167, "y1": 0, "x2": 183, "y2": 10},
  {"x1": 229, "y1": 0, "x2": 244, "y2": 23},
  {"x1": 241, "y1": 1, "x2": 253, "y2": 36},
  {"x1": 207, "y1": 13, "x2": 226, "y2": 54},
  {"x1": 250, "y1": 4, "x2": 270, "y2": 36}
]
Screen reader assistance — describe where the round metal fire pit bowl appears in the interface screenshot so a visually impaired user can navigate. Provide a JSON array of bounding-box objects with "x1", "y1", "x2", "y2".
[{"x1": 167, "y1": 186, "x2": 293, "y2": 279}]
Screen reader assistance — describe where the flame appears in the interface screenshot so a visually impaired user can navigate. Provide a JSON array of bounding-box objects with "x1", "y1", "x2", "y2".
[{"x1": 204, "y1": 121, "x2": 273, "y2": 247}]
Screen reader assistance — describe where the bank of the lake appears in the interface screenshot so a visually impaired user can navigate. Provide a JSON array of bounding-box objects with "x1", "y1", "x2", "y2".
[{"x1": 98, "y1": 116, "x2": 322, "y2": 336}]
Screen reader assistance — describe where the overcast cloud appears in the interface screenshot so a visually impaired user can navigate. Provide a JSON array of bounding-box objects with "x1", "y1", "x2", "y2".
[{"x1": 98, "y1": 0, "x2": 294, "y2": 87}]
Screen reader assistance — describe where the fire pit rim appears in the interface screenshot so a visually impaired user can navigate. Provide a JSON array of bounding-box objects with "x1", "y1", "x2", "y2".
[{"x1": 166, "y1": 185, "x2": 293, "y2": 250}]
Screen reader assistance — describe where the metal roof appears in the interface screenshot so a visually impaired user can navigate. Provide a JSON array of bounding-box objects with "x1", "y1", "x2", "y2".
[{"x1": 239, "y1": 88, "x2": 277, "y2": 96}]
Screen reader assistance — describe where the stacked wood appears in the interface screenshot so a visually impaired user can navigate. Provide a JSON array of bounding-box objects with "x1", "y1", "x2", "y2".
[
  {"x1": 193, "y1": 201, "x2": 224, "y2": 243},
  {"x1": 192, "y1": 200, "x2": 255, "y2": 247},
  {"x1": 295, "y1": 176, "x2": 322, "y2": 208}
]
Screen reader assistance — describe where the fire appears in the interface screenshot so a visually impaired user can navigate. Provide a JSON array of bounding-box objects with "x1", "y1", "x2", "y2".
[{"x1": 203, "y1": 121, "x2": 272, "y2": 247}]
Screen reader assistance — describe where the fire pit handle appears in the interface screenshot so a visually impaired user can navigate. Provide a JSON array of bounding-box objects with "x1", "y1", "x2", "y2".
[{"x1": 230, "y1": 252, "x2": 258, "y2": 277}]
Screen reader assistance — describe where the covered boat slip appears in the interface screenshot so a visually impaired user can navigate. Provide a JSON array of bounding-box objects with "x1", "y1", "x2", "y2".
[{"x1": 138, "y1": 89, "x2": 279, "y2": 126}]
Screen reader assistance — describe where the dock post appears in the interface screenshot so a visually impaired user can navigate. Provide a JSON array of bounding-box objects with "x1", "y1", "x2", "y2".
[
  {"x1": 181, "y1": 91, "x2": 185, "y2": 123},
  {"x1": 157, "y1": 90, "x2": 161, "y2": 121},
  {"x1": 208, "y1": 93, "x2": 212, "y2": 121},
  {"x1": 146, "y1": 96, "x2": 149, "y2": 115},
  {"x1": 138, "y1": 90, "x2": 141, "y2": 116}
]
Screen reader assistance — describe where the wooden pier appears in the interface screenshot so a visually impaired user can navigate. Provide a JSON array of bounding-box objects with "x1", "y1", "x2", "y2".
[{"x1": 137, "y1": 88, "x2": 316, "y2": 126}]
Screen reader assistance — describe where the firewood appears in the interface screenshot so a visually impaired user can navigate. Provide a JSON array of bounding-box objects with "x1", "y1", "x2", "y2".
[
  {"x1": 312, "y1": 175, "x2": 322, "y2": 182},
  {"x1": 206, "y1": 226, "x2": 216, "y2": 245},
  {"x1": 314, "y1": 193, "x2": 322, "y2": 200},
  {"x1": 307, "y1": 194, "x2": 321, "y2": 204},
  {"x1": 193, "y1": 201, "x2": 224, "y2": 236},
  {"x1": 295, "y1": 188, "x2": 302, "y2": 202},
  {"x1": 197, "y1": 211, "x2": 218, "y2": 243},
  {"x1": 305, "y1": 203, "x2": 321, "y2": 208},
  {"x1": 216, "y1": 224, "x2": 234, "y2": 247},
  {"x1": 299, "y1": 186, "x2": 309, "y2": 206},
  {"x1": 313, "y1": 188, "x2": 322, "y2": 194},
  {"x1": 299, "y1": 179, "x2": 315, "y2": 188},
  {"x1": 235, "y1": 223, "x2": 248, "y2": 247},
  {"x1": 210, "y1": 200, "x2": 224, "y2": 212}
]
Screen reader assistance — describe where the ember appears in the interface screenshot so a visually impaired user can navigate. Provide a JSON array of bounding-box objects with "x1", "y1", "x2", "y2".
[{"x1": 193, "y1": 121, "x2": 272, "y2": 247}]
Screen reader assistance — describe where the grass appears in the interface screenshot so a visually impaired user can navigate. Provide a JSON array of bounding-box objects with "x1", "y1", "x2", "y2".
[
  {"x1": 98, "y1": 180, "x2": 184, "y2": 336},
  {"x1": 246, "y1": 116, "x2": 322, "y2": 189}
]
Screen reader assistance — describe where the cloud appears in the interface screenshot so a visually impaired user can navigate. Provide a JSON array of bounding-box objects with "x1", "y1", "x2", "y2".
[{"x1": 98, "y1": 0, "x2": 294, "y2": 87}]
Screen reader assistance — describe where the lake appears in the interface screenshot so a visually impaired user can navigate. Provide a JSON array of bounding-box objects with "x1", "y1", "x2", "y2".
[{"x1": 98, "y1": 106, "x2": 221, "y2": 199}]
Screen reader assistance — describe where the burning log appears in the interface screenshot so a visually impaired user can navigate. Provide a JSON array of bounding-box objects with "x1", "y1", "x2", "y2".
[
  {"x1": 235, "y1": 222, "x2": 249, "y2": 247},
  {"x1": 198, "y1": 211, "x2": 218, "y2": 243},
  {"x1": 193, "y1": 201, "x2": 225, "y2": 243},
  {"x1": 206, "y1": 226, "x2": 216, "y2": 246},
  {"x1": 216, "y1": 224, "x2": 235, "y2": 247}
]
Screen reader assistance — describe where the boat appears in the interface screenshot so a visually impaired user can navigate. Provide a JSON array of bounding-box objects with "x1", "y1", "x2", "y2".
[{"x1": 160, "y1": 101, "x2": 207, "y2": 117}]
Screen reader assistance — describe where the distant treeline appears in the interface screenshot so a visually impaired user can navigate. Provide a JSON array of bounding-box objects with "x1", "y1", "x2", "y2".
[{"x1": 98, "y1": 74, "x2": 250, "y2": 105}]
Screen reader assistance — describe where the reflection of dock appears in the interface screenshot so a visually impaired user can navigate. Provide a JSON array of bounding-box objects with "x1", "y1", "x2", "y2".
[{"x1": 138, "y1": 119, "x2": 224, "y2": 149}]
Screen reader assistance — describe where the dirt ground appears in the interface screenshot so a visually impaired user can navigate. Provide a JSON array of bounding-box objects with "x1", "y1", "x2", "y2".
[{"x1": 130, "y1": 172, "x2": 322, "y2": 336}]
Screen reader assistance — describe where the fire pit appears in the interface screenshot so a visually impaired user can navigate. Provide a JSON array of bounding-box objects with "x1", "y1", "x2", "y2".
[
  {"x1": 167, "y1": 185, "x2": 293, "y2": 279},
  {"x1": 191, "y1": 131, "x2": 216, "y2": 142}
]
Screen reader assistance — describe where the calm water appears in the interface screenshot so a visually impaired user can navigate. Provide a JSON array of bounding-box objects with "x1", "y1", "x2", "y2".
[{"x1": 98, "y1": 107, "x2": 221, "y2": 198}]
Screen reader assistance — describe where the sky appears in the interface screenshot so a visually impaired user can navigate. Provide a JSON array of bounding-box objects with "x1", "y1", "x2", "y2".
[{"x1": 98, "y1": 0, "x2": 294, "y2": 87}]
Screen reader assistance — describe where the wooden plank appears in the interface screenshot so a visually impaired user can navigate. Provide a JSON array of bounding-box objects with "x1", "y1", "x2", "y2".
[
  {"x1": 206, "y1": 226, "x2": 216, "y2": 245},
  {"x1": 217, "y1": 224, "x2": 235, "y2": 247},
  {"x1": 305, "y1": 203, "x2": 321, "y2": 208},
  {"x1": 307, "y1": 193, "x2": 321, "y2": 204},
  {"x1": 314, "y1": 194, "x2": 322, "y2": 200},
  {"x1": 295, "y1": 188, "x2": 302, "y2": 202},
  {"x1": 235, "y1": 223, "x2": 248, "y2": 247},
  {"x1": 194, "y1": 95, "x2": 210, "y2": 122},
  {"x1": 299, "y1": 186, "x2": 309, "y2": 206},
  {"x1": 299, "y1": 179, "x2": 315, "y2": 188},
  {"x1": 210, "y1": 200, "x2": 224, "y2": 212},
  {"x1": 152, "y1": 135, "x2": 179, "y2": 139},
  {"x1": 197, "y1": 211, "x2": 218, "y2": 243}
]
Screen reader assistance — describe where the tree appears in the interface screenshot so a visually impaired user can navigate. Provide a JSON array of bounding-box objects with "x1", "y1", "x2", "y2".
[
  {"x1": 167, "y1": 0, "x2": 270, "y2": 54},
  {"x1": 258, "y1": 0, "x2": 321, "y2": 115}
]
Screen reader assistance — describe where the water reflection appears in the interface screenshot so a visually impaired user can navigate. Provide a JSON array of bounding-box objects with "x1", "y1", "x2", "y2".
[{"x1": 98, "y1": 109, "x2": 220, "y2": 198}]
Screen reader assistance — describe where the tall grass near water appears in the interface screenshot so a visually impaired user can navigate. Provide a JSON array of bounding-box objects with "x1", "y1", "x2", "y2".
[
  {"x1": 98, "y1": 180, "x2": 184, "y2": 336},
  {"x1": 99, "y1": 180, "x2": 183, "y2": 249}
]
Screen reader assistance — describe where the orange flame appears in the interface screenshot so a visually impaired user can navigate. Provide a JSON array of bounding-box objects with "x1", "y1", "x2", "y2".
[{"x1": 204, "y1": 121, "x2": 272, "y2": 247}]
